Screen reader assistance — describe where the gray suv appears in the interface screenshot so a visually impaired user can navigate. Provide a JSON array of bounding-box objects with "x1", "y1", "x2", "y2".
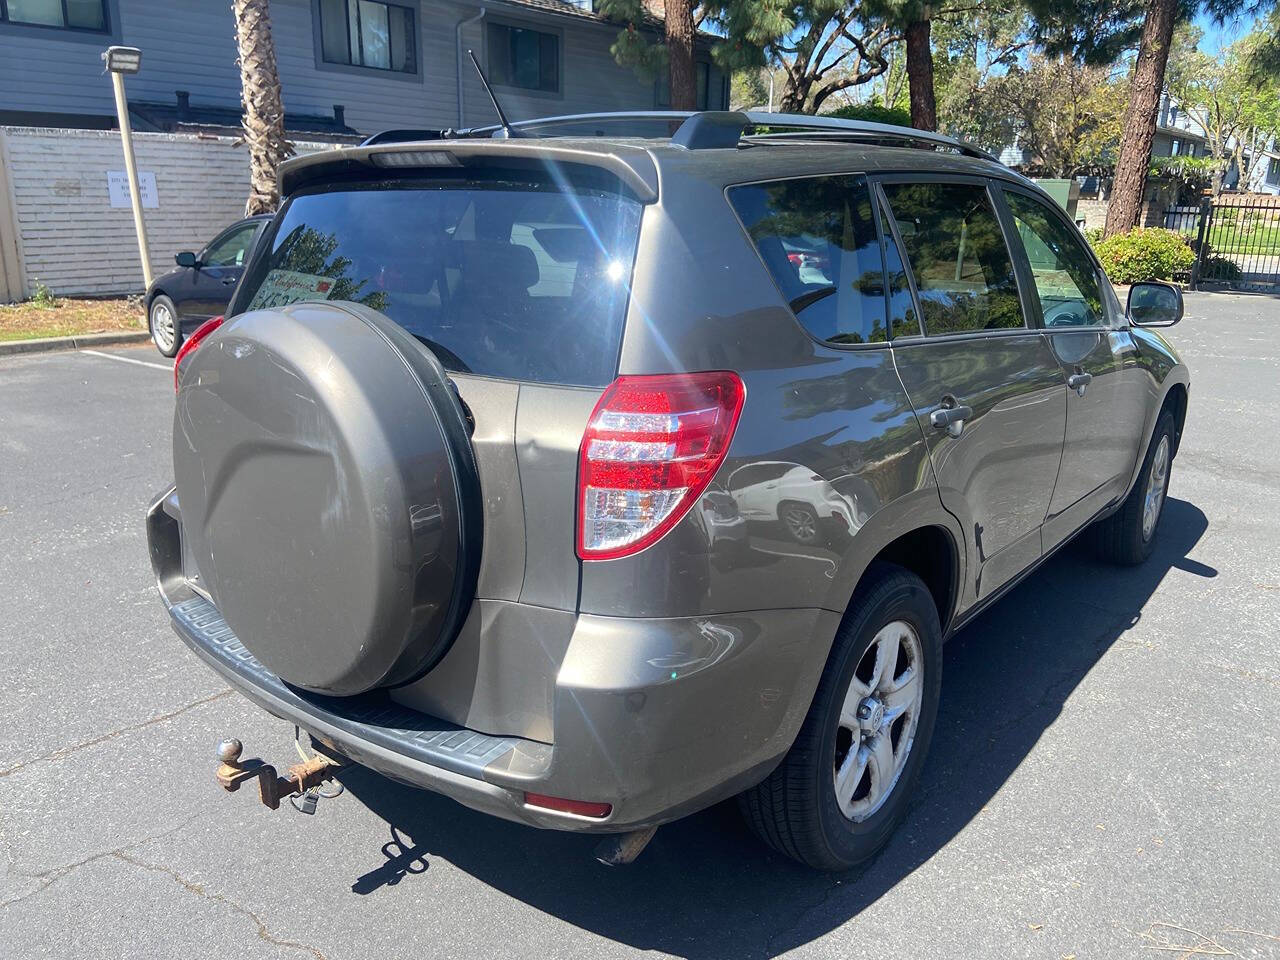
[{"x1": 146, "y1": 111, "x2": 1190, "y2": 871}]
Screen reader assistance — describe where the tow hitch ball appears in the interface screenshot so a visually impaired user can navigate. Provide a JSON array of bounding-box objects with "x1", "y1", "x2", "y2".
[{"x1": 215, "y1": 738, "x2": 341, "y2": 811}]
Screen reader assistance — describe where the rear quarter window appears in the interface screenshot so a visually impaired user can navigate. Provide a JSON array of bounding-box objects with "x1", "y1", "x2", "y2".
[
  {"x1": 236, "y1": 178, "x2": 642, "y2": 387},
  {"x1": 729, "y1": 175, "x2": 888, "y2": 345}
]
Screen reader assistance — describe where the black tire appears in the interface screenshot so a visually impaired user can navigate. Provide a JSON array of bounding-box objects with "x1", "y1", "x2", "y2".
[
  {"x1": 738, "y1": 562, "x2": 942, "y2": 871},
  {"x1": 148, "y1": 294, "x2": 182, "y2": 358},
  {"x1": 1091, "y1": 410, "x2": 1175, "y2": 565}
]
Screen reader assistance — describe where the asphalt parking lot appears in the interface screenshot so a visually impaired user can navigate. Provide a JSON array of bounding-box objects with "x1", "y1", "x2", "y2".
[{"x1": 2, "y1": 293, "x2": 1277, "y2": 960}]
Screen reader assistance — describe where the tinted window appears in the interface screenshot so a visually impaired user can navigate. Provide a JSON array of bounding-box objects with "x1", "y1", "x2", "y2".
[
  {"x1": 237, "y1": 180, "x2": 642, "y2": 387},
  {"x1": 730, "y1": 175, "x2": 887, "y2": 345},
  {"x1": 1005, "y1": 192, "x2": 1105, "y2": 327},
  {"x1": 878, "y1": 202, "x2": 920, "y2": 338},
  {"x1": 881, "y1": 182, "x2": 1023, "y2": 336},
  {"x1": 5, "y1": 0, "x2": 106, "y2": 29},
  {"x1": 203, "y1": 223, "x2": 258, "y2": 267}
]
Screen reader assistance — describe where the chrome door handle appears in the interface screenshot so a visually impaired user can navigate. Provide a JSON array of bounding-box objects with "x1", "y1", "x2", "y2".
[
  {"x1": 929, "y1": 403, "x2": 973, "y2": 438},
  {"x1": 1067, "y1": 372, "x2": 1092, "y2": 397}
]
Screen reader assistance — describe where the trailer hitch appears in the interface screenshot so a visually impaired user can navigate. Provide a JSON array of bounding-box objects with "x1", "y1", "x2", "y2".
[{"x1": 215, "y1": 737, "x2": 341, "y2": 811}]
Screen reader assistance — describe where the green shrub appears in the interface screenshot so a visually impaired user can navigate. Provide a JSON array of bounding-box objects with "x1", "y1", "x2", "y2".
[
  {"x1": 1091, "y1": 227, "x2": 1195, "y2": 284},
  {"x1": 1200, "y1": 254, "x2": 1243, "y2": 284},
  {"x1": 824, "y1": 103, "x2": 914, "y2": 128},
  {"x1": 30, "y1": 280, "x2": 57, "y2": 309},
  {"x1": 1083, "y1": 226, "x2": 1104, "y2": 245}
]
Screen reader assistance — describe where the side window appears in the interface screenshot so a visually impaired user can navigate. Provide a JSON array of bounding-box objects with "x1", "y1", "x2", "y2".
[
  {"x1": 203, "y1": 224, "x2": 259, "y2": 268},
  {"x1": 1004, "y1": 192, "x2": 1106, "y2": 327},
  {"x1": 880, "y1": 182, "x2": 1023, "y2": 336},
  {"x1": 729, "y1": 175, "x2": 888, "y2": 345}
]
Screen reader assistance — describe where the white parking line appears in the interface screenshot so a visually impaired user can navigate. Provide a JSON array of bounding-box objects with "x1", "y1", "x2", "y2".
[{"x1": 81, "y1": 349, "x2": 172, "y2": 372}]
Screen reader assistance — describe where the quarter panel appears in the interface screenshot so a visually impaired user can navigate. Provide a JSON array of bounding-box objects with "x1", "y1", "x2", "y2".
[{"x1": 579, "y1": 346, "x2": 939, "y2": 617}]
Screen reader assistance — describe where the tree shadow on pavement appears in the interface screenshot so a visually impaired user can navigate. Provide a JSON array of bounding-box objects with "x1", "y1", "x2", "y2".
[{"x1": 342, "y1": 497, "x2": 1212, "y2": 960}]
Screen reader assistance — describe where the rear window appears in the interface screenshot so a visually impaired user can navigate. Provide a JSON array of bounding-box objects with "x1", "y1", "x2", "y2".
[
  {"x1": 236, "y1": 178, "x2": 643, "y2": 387},
  {"x1": 729, "y1": 174, "x2": 887, "y2": 345}
]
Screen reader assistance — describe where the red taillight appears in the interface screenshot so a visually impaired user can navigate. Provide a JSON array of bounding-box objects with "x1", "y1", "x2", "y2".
[
  {"x1": 173, "y1": 314, "x2": 225, "y2": 392},
  {"x1": 577, "y1": 371, "x2": 745, "y2": 560},
  {"x1": 523, "y1": 792, "x2": 613, "y2": 818}
]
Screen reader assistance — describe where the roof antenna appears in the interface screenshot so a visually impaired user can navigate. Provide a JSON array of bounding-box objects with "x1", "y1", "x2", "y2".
[{"x1": 467, "y1": 49, "x2": 518, "y2": 138}]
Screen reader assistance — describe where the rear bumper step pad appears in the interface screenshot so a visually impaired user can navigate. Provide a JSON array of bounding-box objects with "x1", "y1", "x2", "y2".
[{"x1": 169, "y1": 595, "x2": 525, "y2": 780}]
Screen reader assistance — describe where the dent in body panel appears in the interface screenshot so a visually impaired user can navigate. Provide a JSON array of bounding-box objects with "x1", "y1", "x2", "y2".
[
  {"x1": 593, "y1": 172, "x2": 945, "y2": 620},
  {"x1": 390, "y1": 599, "x2": 576, "y2": 744},
  {"x1": 451, "y1": 375, "x2": 525, "y2": 602},
  {"x1": 514, "y1": 383, "x2": 600, "y2": 610},
  {"x1": 540, "y1": 607, "x2": 841, "y2": 813},
  {"x1": 579, "y1": 344, "x2": 937, "y2": 618},
  {"x1": 891, "y1": 333, "x2": 1067, "y2": 612}
]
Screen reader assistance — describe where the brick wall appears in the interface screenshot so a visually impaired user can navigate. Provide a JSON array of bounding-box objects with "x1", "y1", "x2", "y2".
[{"x1": 0, "y1": 127, "x2": 339, "y2": 298}]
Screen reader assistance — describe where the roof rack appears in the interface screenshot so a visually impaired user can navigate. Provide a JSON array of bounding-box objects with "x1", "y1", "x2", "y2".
[
  {"x1": 444, "y1": 110, "x2": 998, "y2": 163},
  {"x1": 738, "y1": 112, "x2": 998, "y2": 163}
]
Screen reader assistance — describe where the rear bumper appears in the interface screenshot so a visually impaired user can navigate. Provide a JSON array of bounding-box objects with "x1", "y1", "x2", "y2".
[{"x1": 149, "y1": 487, "x2": 837, "y2": 832}]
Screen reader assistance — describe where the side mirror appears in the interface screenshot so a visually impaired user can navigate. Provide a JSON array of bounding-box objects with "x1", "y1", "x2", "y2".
[
  {"x1": 1127, "y1": 281, "x2": 1183, "y2": 327},
  {"x1": 175, "y1": 251, "x2": 199, "y2": 268}
]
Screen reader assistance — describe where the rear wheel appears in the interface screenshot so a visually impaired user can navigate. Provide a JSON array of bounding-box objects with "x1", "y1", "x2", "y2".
[
  {"x1": 739, "y1": 562, "x2": 942, "y2": 871},
  {"x1": 149, "y1": 295, "x2": 181, "y2": 357},
  {"x1": 1092, "y1": 410, "x2": 1175, "y2": 565}
]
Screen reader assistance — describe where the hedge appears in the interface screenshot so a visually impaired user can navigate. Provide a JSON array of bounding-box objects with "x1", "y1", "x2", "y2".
[{"x1": 1090, "y1": 227, "x2": 1195, "y2": 285}]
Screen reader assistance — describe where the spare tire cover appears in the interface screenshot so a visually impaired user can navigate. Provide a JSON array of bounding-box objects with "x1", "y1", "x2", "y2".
[{"x1": 173, "y1": 301, "x2": 482, "y2": 696}]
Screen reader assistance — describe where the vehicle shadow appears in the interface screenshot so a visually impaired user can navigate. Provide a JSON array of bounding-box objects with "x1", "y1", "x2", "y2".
[{"x1": 341, "y1": 497, "x2": 1212, "y2": 959}]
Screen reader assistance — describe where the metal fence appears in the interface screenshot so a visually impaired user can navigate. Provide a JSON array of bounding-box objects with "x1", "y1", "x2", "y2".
[{"x1": 1164, "y1": 196, "x2": 1280, "y2": 292}]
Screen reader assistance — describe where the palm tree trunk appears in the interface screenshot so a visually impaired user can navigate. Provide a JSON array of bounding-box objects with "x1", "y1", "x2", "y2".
[
  {"x1": 1103, "y1": 0, "x2": 1178, "y2": 237},
  {"x1": 232, "y1": 0, "x2": 291, "y2": 216},
  {"x1": 904, "y1": 18, "x2": 936, "y2": 131},
  {"x1": 664, "y1": 0, "x2": 697, "y2": 110}
]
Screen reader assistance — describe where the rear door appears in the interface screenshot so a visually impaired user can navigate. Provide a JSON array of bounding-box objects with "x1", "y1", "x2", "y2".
[
  {"x1": 231, "y1": 170, "x2": 645, "y2": 611},
  {"x1": 880, "y1": 177, "x2": 1067, "y2": 614},
  {"x1": 997, "y1": 186, "x2": 1150, "y2": 547}
]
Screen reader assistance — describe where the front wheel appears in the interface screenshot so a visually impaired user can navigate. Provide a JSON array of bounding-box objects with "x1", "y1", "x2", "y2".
[
  {"x1": 148, "y1": 294, "x2": 182, "y2": 358},
  {"x1": 1091, "y1": 410, "x2": 1175, "y2": 565},
  {"x1": 739, "y1": 562, "x2": 942, "y2": 870}
]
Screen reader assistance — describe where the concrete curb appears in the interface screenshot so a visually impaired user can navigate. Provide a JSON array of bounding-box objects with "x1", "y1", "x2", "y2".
[{"x1": 0, "y1": 329, "x2": 151, "y2": 357}]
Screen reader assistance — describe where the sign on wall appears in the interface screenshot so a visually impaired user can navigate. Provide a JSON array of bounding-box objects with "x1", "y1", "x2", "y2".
[{"x1": 106, "y1": 170, "x2": 159, "y2": 209}]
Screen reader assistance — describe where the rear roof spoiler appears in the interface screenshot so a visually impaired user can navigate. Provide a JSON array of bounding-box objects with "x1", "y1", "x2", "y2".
[{"x1": 279, "y1": 139, "x2": 660, "y2": 202}]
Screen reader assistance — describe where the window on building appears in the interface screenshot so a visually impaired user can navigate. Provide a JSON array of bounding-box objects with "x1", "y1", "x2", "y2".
[
  {"x1": 488, "y1": 22, "x2": 559, "y2": 92},
  {"x1": 1, "y1": 0, "x2": 107, "y2": 30},
  {"x1": 1171, "y1": 139, "x2": 1181, "y2": 156},
  {"x1": 1269, "y1": 158, "x2": 1280, "y2": 185},
  {"x1": 319, "y1": 0, "x2": 416, "y2": 74},
  {"x1": 656, "y1": 62, "x2": 726, "y2": 110}
]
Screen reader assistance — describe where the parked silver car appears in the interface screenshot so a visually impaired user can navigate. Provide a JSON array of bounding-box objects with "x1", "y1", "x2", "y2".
[{"x1": 146, "y1": 111, "x2": 1189, "y2": 871}]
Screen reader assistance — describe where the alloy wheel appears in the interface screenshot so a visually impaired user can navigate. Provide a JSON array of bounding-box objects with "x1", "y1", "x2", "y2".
[
  {"x1": 1142, "y1": 435, "x2": 1170, "y2": 541},
  {"x1": 833, "y1": 619, "x2": 924, "y2": 822},
  {"x1": 151, "y1": 302, "x2": 176, "y2": 353}
]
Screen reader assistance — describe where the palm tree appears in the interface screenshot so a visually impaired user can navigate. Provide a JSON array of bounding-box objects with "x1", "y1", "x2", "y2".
[{"x1": 232, "y1": 0, "x2": 290, "y2": 215}]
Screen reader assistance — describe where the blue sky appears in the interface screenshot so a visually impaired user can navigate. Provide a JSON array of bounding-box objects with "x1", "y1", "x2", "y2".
[{"x1": 1195, "y1": 7, "x2": 1264, "y2": 54}]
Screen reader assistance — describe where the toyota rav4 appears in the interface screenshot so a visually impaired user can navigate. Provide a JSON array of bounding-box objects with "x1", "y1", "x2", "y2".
[{"x1": 147, "y1": 111, "x2": 1189, "y2": 870}]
